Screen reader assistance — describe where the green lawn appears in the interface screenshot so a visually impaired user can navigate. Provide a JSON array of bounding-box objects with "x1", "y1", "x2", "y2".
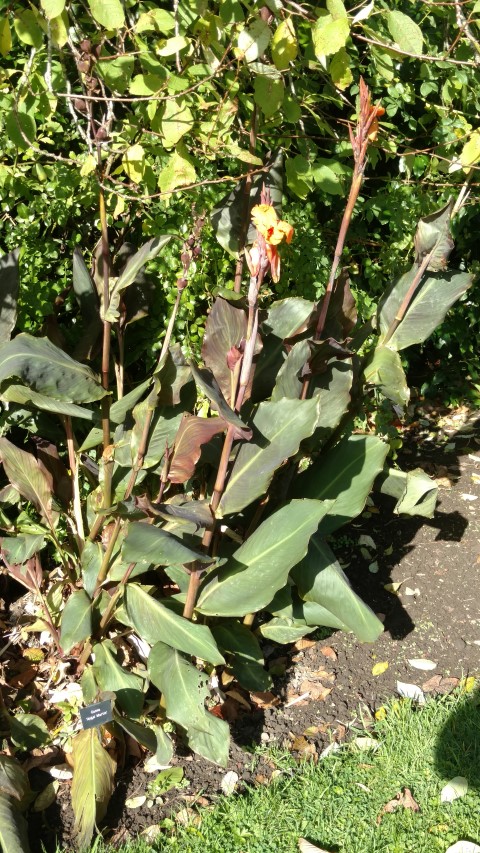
[{"x1": 72, "y1": 685, "x2": 480, "y2": 853}]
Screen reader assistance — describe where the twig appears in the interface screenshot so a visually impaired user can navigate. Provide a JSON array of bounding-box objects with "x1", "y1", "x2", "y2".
[
  {"x1": 353, "y1": 32, "x2": 480, "y2": 66},
  {"x1": 454, "y1": 0, "x2": 480, "y2": 62}
]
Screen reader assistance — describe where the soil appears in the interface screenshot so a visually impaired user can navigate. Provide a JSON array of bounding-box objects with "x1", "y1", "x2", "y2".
[{"x1": 24, "y1": 404, "x2": 480, "y2": 851}]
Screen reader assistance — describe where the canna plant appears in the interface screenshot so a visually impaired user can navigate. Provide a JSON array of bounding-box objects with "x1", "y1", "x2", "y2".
[{"x1": 0, "y1": 80, "x2": 472, "y2": 850}]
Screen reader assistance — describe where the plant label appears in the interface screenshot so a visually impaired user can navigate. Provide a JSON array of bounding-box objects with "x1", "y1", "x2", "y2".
[{"x1": 79, "y1": 699, "x2": 113, "y2": 730}]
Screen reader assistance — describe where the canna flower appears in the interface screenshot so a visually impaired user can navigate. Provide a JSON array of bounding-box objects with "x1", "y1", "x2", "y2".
[
  {"x1": 367, "y1": 104, "x2": 385, "y2": 142},
  {"x1": 250, "y1": 203, "x2": 294, "y2": 282}
]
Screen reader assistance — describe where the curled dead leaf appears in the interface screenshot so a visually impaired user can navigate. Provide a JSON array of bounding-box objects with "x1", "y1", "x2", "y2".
[{"x1": 377, "y1": 787, "x2": 420, "y2": 823}]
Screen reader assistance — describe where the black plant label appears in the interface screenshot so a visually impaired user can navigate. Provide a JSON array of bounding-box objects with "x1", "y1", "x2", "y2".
[{"x1": 79, "y1": 699, "x2": 113, "y2": 730}]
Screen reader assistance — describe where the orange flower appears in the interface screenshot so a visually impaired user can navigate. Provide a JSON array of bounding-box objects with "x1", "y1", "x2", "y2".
[
  {"x1": 368, "y1": 104, "x2": 385, "y2": 142},
  {"x1": 251, "y1": 204, "x2": 294, "y2": 246},
  {"x1": 250, "y1": 204, "x2": 293, "y2": 282}
]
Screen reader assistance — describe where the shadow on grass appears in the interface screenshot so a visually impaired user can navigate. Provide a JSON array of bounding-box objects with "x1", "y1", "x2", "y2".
[{"x1": 434, "y1": 687, "x2": 480, "y2": 789}]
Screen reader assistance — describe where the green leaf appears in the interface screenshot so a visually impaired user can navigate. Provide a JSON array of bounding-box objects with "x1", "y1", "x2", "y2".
[
  {"x1": 135, "y1": 9, "x2": 175, "y2": 33},
  {"x1": 387, "y1": 10, "x2": 423, "y2": 54},
  {"x1": 218, "y1": 398, "x2": 320, "y2": 516},
  {"x1": 125, "y1": 583, "x2": 224, "y2": 665},
  {"x1": 122, "y1": 143, "x2": 145, "y2": 185},
  {"x1": 271, "y1": 17, "x2": 298, "y2": 70},
  {"x1": 148, "y1": 642, "x2": 229, "y2": 766},
  {"x1": 190, "y1": 363, "x2": 252, "y2": 439},
  {"x1": 460, "y1": 130, "x2": 480, "y2": 168},
  {"x1": 81, "y1": 541, "x2": 103, "y2": 598},
  {"x1": 0, "y1": 249, "x2": 19, "y2": 344},
  {"x1": 253, "y1": 297, "x2": 314, "y2": 399},
  {"x1": 293, "y1": 434, "x2": 389, "y2": 533},
  {"x1": 312, "y1": 15, "x2": 349, "y2": 58},
  {"x1": 197, "y1": 499, "x2": 333, "y2": 617},
  {"x1": 0, "y1": 334, "x2": 105, "y2": 402},
  {"x1": 14, "y1": 11, "x2": 43, "y2": 48},
  {"x1": 92, "y1": 641, "x2": 144, "y2": 718},
  {"x1": 158, "y1": 144, "x2": 196, "y2": 199},
  {"x1": 105, "y1": 235, "x2": 173, "y2": 323},
  {"x1": 0, "y1": 794, "x2": 30, "y2": 853},
  {"x1": 237, "y1": 19, "x2": 271, "y2": 63},
  {"x1": 157, "y1": 36, "x2": 189, "y2": 56},
  {"x1": 291, "y1": 537, "x2": 383, "y2": 642},
  {"x1": 160, "y1": 100, "x2": 194, "y2": 149},
  {"x1": 286, "y1": 154, "x2": 314, "y2": 199},
  {"x1": 330, "y1": 47, "x2": 353, "y2": 89},
  {"x1": 0, "y1": 755, "x2": 31, "y2": 802},
  {"x1": 114, "y1": 715, "x2": 174, "y2": 766},
  {"x1": 376, "y1": 466, "x2": 437, "y2": 518},
  {"x1": 122, "y1": 522, "x2": 211, "y2": 567},
  {"x1": 5, "y1": 111, "x2": 36, "y2": 151},
  {"x1": 98, "y1": 55, "x2": 133, "y2": 93},
  {"x1": 87, "y1": 0, "x2": 125, "y2": 29},
  {"x1": 212, "y1": 622, "x2": 272, "y2": 691},
  {"x1": 363, "y1": 345, "x2": 409, "y2": 406},
  {"x1": 9, "y1": 714, "x2": 50, "y2": 750},
  {"x1": 379, "y1": 268, "x2": 472, "y2": 351},
  {"x1": 1, "y1": 535, "x2": 45, "y2": 565},
  {"x1": 110, "y1": 379, "x2": 151, "y2": 425},
  {"x1": 1, "y1": 385, "x2": 95, "y2": 421},
  {"x1": 71, "y1": 728, "x2": 116, "y2": 851},
  {"x1": 0, "y1": 438, "x2": 54, "y2": 527},
  {"x1": 40, "y1": 0, "x2": 65, "y2": 19},
  {"x1": 0, "y1": 19, "x2": 12, "y2": 56},
  {"x1": 254, "y1": 75, "x2": 284, "y2": 118},
  {"x1": 259, "y1": 617, "x2": 315, "y2": 644},
  {"x1": 60, "y1": 590, "x2": 92, "y2": 655},
  {"x1": 72, "y1": 249, "x2": 102, "y2": 360}
]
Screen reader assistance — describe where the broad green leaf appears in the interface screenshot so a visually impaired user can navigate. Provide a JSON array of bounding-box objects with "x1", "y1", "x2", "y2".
[
  {"x1": 9, "y1": 714, "x2": 50, "y2": 750},
  {"x1": 71, "y1": 728, "x2": 116, "y2": 850},
  {"x1": 125, "y1": 583, "x2": 224, "y2": 665},
  {"x1": 363, "y1": 345, "x2": 409, "y2": 406},
  {"x1": 60, "y1": 590, "x2": 92, "y2": 655},
  {"x1": 254, "y1": 75, "x2": 284, "y2": 118},
  {"x1": 312, "y1": 15, "x2": 349, "y2": 58},
  {"x1": 14, "y1": 11, "x2": 43, "y2": 48},
  {"x1": 160, "y1": 100, "x2": 194, "y2": 148},
  {"x1": 72, "y1": 249, "x2": 102, "y2": 360},
  {"x1": 158, "y1": 144, "x2": 196, "y2": 199},
  {"x1": 127, "y1": 401, "x2": 185, "y2": 469},
  {"x1": 291, "y1": 536, "x2": 383, "y2": 641},
  {"x1": 271, "y1": 18, "x2": 298, "y2": 70},
  {"x1": 1, "y1": 385, "x2": 95, "y2": 421},
  {"x1": 330, "y1": 47, "x2": 353, "y2": 89},
  {"x1": 212, "y1": 622, "x2": 272, "y2": 691},
  {"x1": 122, "y1": 522, "x2": 211, "y2": 567},
  {"x1": 0, "y1": 249, "x2": 19, "y2": 343},
  {"x1": 387, "y1": 11, "x2": 423, "y2": 54},
  {"x1": 414, "y1": 201, "x2": 454, "y2": 271},
  {"x1": 105, "y1": 235, "x2": 173, "y2": 323},
  {"x1": 237, "y1": 19, "x2": 271, "y2": 63},
  {"x1": 110, "y1": 379, "x2": 151, "y2": 425},
  {"x1": 114, "y1": 715, "x2": 173, "y2": 766},
  {"x1": 148, "y1": 642, "x2": 229, "y2": 766},
  {"x1": 0, "y1": 19, "x2": 12, "y2": 56},
  {"x1": 286, "y1": 154, "x2": 314, "y2": 198},
  {"x1": 135, "y1": 9, "x2": 175, "y2": 33},
  {"x1": 122, "y1": 144, "x2": 145, "y2": 185},
  {"x1": 0, "y1": 334, "x2": 105, "y2": 402},
  {"x1": 379, "y1": 269, "x2": 471, "y2": 351},
  {"x1": 1, "y1": 534, "x2": 45, "y2": 564},
  {"x1": 218, "y1": 398, "x2": 320, "y2": 516},
  {"x1": 376, "y1": 466, "x2": 437, "y2": 518},
  {"x1": 40, "y1": 0, "x2": 65, "y2": 18},
  {"x1": 190, "y1": 364, "x2": 251, "y2": 438},
  {"x1": 259, "y1": 617, "x2": 315, "y2": 644},
  {"x1": 0, "y1": 794, "x2": 30, "y2": 853},
  {"x1": 0, "y1": 438, "x2": 54, "y2": 526},
  {"x1": 87, "y1": 0, "x2": 125, "y2": 29},
  {"x1": 5, "y1": 111, "x2": 36, "y2": 151},
  {"x1": 197, "y1": 499, "x2": 333, "y2": 616},
  {"x1": 81, "y1": 541, "x2": 103, "y2": 598},
  {"x1": 460, "y1": 131, "x2": 480, "y2": 168},
  {"x1": 0, "y1": 755, "x2": 30, "y2": 801},
  {"x1": 92, "y1": 641, "x2": 144, "y2": 718},
  {"x1": 293, "y1": 434, "x2": 389, "y2": 533},
  {"x1": 267, "y1": 585, "x2": 347, "y2": 631},
  {"x1": 97, "y1": 55, "x2": 133, "y2": 93},
  {"x1": 157, "y1": 36, "x2": 189, "y2": 56},
  {"x1": 253, "y1": 297, "x2": 314, "y2": 399}
]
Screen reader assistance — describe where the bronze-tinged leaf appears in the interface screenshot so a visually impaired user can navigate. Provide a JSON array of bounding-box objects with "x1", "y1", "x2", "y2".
[
  {"x1": 202, "y1": 297, "x2": 247, "y2": 403},
  {"x1": 189, "y1": 363, "x2": 252, "y2": 439},
  {"x1": 153, "y1": 344, "x2": 193, "y2": 406},
  {"x1": 31, "y1": 437, "x2": 72, "y2": 508},
  {"x1": 1, "y1": 555, "x2": 42, "y2": 593},
  {"x1": 71, "y1": 729, "x2": 116, "y2": 850},
  {"x1": 0, "y1": 438, "x2": 55, "y2": 527},
  {"x1": 414, "y1": 199, "x2": 454, "y2": 272},
  {"x1": 168, "y1": 414, "x2": 228, "y2": 484}
]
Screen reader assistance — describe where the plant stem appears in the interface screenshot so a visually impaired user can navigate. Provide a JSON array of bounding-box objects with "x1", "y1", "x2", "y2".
[
  {"x1": 98, "y1": 184, "x2": 113, "y2": 512},
  {"x1": 382, "y1": 249, "x2": 434, "y2": 346},
  {"x1": 234, "y1": 107, "x2": 258, "y2": 294},
  {"x1": 64, "y1": 416, "x2": 84, "y2": 552},
  {"x1": 78, "y1": 561, "x2": 137, "y2": 670}
]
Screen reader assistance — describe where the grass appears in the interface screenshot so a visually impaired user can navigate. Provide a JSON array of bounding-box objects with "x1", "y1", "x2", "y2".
[{"x1": 68, "y1": 686, "x2": 480, "y2": 853}]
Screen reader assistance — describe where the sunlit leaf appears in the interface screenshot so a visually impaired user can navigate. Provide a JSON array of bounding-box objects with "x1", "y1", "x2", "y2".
[
  {"x1": 60, "y1": 590, "x2": 92, "y2": 654},
  {"x1": 87, "y1": 0, "x2": 125, "y2": 29},
  {"x1": 0, "y1": 249, "x2": 19, "y2": 343},
  {"x1": 92, "y1": 641, "x2": 144, "y2": 718},
  {"x1": 440, "y1": 777, "x2": 468, "y2": 803},
  {"x1": 71, "y1": 728, "x2": 116, "y2": 850},
  {"x1": 271, "y1": 18, "x2": 298, "y2": 69},
  {"x1": 0, "y1": 438, "x2": 54, "y2": 526},
  {"x1": 168, "y1": 414, "x2": 227, "y2": 484},
  {"x1": 387, "y1": 10, "x2": 423, "y2": 54},
  {"x1": 0, "y1": 794, "x2": 30, "y2": 853}
]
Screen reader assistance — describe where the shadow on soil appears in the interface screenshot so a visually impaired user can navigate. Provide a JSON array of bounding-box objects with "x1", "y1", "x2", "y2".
[{"x1": 434, "y1": 688, "x2": 480, "y2": 790}]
